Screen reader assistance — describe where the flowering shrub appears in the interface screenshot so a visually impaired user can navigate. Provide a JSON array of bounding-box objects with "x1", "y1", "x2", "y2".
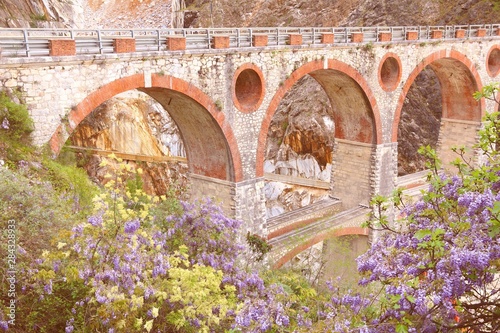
[
  {"x1": 315, "y1": 84, "x2": 500, "y2": 332},
  {"x1": 6, "y1": 157, "x2": 295, "y2": 332}
]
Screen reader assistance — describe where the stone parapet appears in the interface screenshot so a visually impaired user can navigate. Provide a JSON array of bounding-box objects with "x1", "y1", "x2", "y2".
[
  {"x1": 288, "y1": 34, "x2": 302, "y2": 45},
  {"x1": 477, "y1": 28, "x2": 487, "y2": 37},
  {"x1": 212, "y1": 35, "x2": 230, "y2": 49},
  {"x1": 49, "y1": 39, "x2": 76, "y2": 56},
  {"x1": 455, "y1": 29, "x2": 466, "y2": 38},
  {"x1": 378, "y1": 32, "x2": 392, "y2": 42},
  {"x1": 252, "y1": 34, "x2": 268, "y2": 47},
  {"x1": 406, "y1": 31, "x2": 418, "y2": 40},
  {"x1": 321, "y1": 33, "x2": 334, "y2": 44},
  {"x1": 431, "y1": 30, "x2": 443, "y2": 39},
  {"x1": 113, "y1": 38, "x2": 136, "y2": 53},
  {"x1": 351, "y1": 32, "x2": 363, "y2": 42},
  {"x1": 166, "y1": 36, "x2": 186, "y2": 51}
]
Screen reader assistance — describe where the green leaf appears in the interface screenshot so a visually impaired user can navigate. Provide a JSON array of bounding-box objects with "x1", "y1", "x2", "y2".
[
  {"x1": 414, "y1": 229, "x2": 432, "y2": 240},
  {"x1": 396, "y1": 323, "x2": 408, "y2": 333}
]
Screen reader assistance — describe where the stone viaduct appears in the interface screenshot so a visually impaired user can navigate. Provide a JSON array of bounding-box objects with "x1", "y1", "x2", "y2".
[{"x1": 1, "y1": 26, "x2": 500, "y2": 265}]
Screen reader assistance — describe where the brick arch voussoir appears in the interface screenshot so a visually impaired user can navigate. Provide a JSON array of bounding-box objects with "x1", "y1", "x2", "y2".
[
  {"x1": 48, "y1": 73, "x2": 243, "y2": 182},
  {"x1": 392, "y1": 50, "x2": 484, "y2": 142},
  {"x1": 272, "y1": 227, "x2": 369, "y2": 269},
  {"x1": 256, "y1": 59, "x2": 382, "y2": 177}
]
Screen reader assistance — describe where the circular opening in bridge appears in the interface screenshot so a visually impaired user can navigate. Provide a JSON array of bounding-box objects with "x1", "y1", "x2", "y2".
[
  {"x1": 487, "y1": 46, "x2": 500, "y2": 77},
  {"x1": 379, "y1": 54, "x2": 401, "y2": 92},
  {"x1": 233, "y1": 64, "x2": 265, "y2": 113}
]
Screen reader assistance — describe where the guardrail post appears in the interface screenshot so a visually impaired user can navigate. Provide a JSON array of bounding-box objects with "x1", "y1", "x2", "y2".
[
  {"x1": 97, "y1": 30, "x2": 103, "y2": 54},
  {"x1": 22, "y1": 30, "x2": 30, "y2": 57}
]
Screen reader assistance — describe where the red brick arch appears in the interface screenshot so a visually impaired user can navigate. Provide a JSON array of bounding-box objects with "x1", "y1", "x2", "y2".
[
  {"x1": 272, "y1": 227, "x2": 369, "y2": 269},
  {"x1": 49, "y1": 73, "x2": 243, "y2": 182},
  {"x1": 392, "y1": 50, "x2": 485, "y2": 142},
  {"x1": 256, "y1": 59, "x2": 382, "y2": 177}
]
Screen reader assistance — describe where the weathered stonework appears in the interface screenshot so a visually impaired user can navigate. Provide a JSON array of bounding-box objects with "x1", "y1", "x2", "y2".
[
  {"x1": 113, "y1": 38, "x2": 136, "y2": 53},
  {"x1": 252, "y1": 34, "x2": 268, "y2": 47},
  {"x1": 351, "y1": 32, "x2": 363, "y2": 42},
  {"x1": 166, "y1": 37, "x2": 186, "y2": 51},
  {"x1": 406, "y1": 31, "x2": 418, "y2": 40},
  {"x1": 378, "y1": 32, "x2": 392, "y2": 42},
  {"x1": 49, "y1": 39, "x2": 76, "y2": 56},
  {"x1": 288, "y1": 34, "x2": 302, "y2": 45},
  {"x1": 1, "y1": 38, "x2": 497, "y2": 241},
  {"x1": 455, "y1": 29, "x2": 466, "y2": 38},
  {"x1": 431, "y1": 30, "x2": 443, "y2": 39},
  {"x1": 321, "y1": 33, "x2": 334, "y2": 44}
]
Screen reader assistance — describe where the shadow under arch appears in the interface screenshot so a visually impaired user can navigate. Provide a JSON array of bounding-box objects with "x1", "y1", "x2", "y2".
[
  {"x1": 49, "y1": 73, "x2": 243, "y2": 182},
  {"x1": 392, "y1": 50, "x2": 485, "y2": 143},
  {"x1": 272, "y1": 227, "x2": 369, "y2": 269},
  {"x1": 256, "y1": 59, "x2": 382, "y2": 177}
]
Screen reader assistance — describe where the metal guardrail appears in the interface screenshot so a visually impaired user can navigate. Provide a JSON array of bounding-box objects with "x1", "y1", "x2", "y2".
[{"x1": 0, "y1": 24, "x2": 499, "y2": 58}]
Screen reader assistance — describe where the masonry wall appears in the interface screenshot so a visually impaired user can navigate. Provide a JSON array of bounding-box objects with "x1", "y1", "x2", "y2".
[
  {"x1": 437, "y1": 118, "x2": 481, "y2": 169},
  {"x1": 1, "y1": 38, "x2": 499, "y2": 232},
  {"x1": 331, "y1": 139, "x2": 374, "y2": 208}
]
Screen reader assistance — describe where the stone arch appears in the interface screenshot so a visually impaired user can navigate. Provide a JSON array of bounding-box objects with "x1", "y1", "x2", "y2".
[
  {"x1": 392, "y1": 50, "x2": 484, "y2": 142},
  {"x1": 49, "y1": 73, "x2": 243, "y2": 182},
  {"x1": 272, "y1": 227, "x2": 369, "y2": 269},
  {"x1": 256, "y1": 59, "x2": 382, "y2": 177}
]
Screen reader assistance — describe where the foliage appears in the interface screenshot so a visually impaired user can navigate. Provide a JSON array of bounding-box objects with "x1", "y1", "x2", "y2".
[
  {"x1": 4, "y1": 157, "x2": 296, "y2": 333},
  {"x1": 246, "y1": 232, "x2": 272, "y2": 262},
  {"x1": 0, "y1": 92, "x2": 34, "y2": 166},
  {"x1": 0, "y1": 167, "x2": 89, "y2": 332}
]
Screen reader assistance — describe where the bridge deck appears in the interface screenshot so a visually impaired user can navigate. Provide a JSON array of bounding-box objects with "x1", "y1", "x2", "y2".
[
  {"x1": 268, "y1": 205, "x2": 372, "y2": 263},
  {"x1": 266, "y1": 197, "x2": 341, "y2": 239}
]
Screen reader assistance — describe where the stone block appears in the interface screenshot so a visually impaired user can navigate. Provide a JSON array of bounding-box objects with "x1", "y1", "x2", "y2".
[
  {"x1": 113, "y1": 38, "x2": 136, "y2": 53},
  {"x1": 431, "y1": 30, "x2": 443, "y2": 39},
  {"x1": 252, "y1": 34, "x2": 268, "y2": 47},
  {"x1": 49, "y1": 39, "x2": 76, "y2": 56},
  {"x1": 406, "y1": 31, "x2": 418, "y2": 40},
  {"x1": 477, "y1": 28, "x2": 487, "y2": 37},
  {"x1": 351, "y1": 32, "x2": 363, "y2": 42},
  {"x1": 166, "y1": 37, "x2": 186, "y2": 51},
  {"x1": 288, "y1": 34, "x2": 302, "y2": 45},
  {"x1": 212, "y1": 35, "x2": 230, "y2": 49},
  {"x1": 378, "y1": 32, "x2": 392, "y2": 42},
  {"x1": 455, "y1": 29, "x2": 465, "y2": 38},
  {"x1": 321, "y1": 33, "x2": 334, "y2": 44}
]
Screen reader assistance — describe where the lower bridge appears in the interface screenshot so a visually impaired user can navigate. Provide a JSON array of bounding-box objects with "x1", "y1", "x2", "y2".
[{"x1": 265, "y1": 169, "x2": 431, "y2": 268}]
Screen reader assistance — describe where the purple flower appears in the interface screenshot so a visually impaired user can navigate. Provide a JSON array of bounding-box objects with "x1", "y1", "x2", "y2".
[
  {"x1": 0, "y1": 321, "x2": 8, "y2": 331},
  {"x1": 1, "y1": 118, "x2": 9, "y2": 130},
  {"x1": 124, "y1": 219, "x2": 140, "y2": 234},
  {"x1": 88, "y1": 215, "x2": 103, "y2": 227}
]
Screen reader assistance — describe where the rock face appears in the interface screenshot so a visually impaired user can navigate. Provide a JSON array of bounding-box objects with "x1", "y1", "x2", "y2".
[
  {"x1": 70, "y1": 92, "x2": 188, "y2": 196},
  {"x1": 0, "y1": 0, "x2": 85, "y2": 28},
  {"x1": 264, "y1": 75, "x2": 334, "y2": 216}
]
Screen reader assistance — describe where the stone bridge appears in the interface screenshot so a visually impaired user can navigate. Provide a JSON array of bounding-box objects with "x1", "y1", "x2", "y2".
[{"x1": 1, "y1": 25, "x2": 500, "y2": 266}]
